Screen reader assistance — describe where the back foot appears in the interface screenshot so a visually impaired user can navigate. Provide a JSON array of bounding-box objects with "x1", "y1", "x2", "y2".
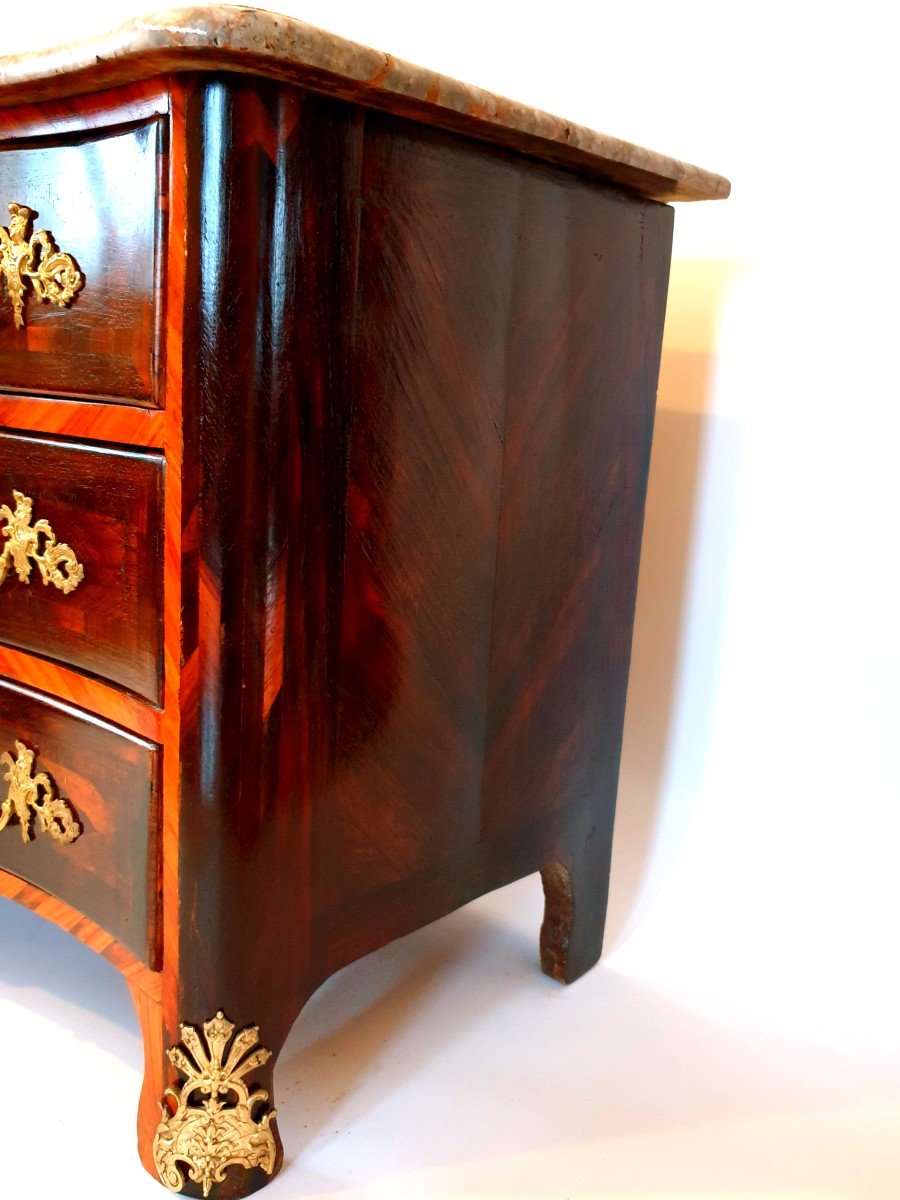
[{"x1": 540, "y1": 830, "x2": 612, "y2": 984}]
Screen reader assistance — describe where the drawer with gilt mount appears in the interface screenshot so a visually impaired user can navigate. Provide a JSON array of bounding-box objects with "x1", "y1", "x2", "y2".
[
  {"x1": 0, "y1": 74, "x2": 178, "y2": 1182},
  {"x1": 0, "y1": 82, "x2": 173, "y2": 949},
  {"x1": 0, "y1": 9, "x2": 728, "y2": 1198}
]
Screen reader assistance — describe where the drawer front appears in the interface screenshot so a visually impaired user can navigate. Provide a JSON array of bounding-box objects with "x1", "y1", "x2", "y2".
[
  {"x1": 0, "y1": 118, "x2": 162, "y2": 405},
  {"x1": 0, "y1": 431, "x2": 163, "y2": 703},
  {"x1": 0, "y1": 677, "x2": 159, "y2": 965}
]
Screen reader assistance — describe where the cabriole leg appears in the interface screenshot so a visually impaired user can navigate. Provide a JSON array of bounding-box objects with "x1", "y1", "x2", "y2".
[{"x1": 130, "y1": 975, "x2": 287, "y2": 1197}]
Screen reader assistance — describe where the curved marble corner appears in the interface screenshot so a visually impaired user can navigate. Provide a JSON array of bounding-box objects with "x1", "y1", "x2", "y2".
[{"x1": 0, "y1": 6, "x2": 730, "y2": 203}]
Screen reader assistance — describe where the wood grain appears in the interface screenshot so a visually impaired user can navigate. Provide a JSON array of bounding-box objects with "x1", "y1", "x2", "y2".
[
  {"x1": 154, "y1": 70, "x2": 188, "y2": 1162},
  {"x1": 320, "y1": 109, "x2": 514, "y2": 910},
  {"x1": 0, "y1": 395, "x2": 164, "y2": 447},
  {"x1": 0, "y1": 865, "x2": 160, "y2": 987},
  {"x1": 0, "y1": 677, "x2": 160, "y2": 965},
  {"x1": 0, "y1": 114, "x2": 165, "y2": 404},
  {"x1": 158, "y1": 77, "x2": 674, "y2": 1197},
  {"x1": 0, "y1": 80, "x2": 168, "y2": 139},
  {"x1": 0, "y1": 430, "x2": 165, "y2": 703},
  {"x1": 0, "y1": 645, "x2": 162, "y2": 740}
]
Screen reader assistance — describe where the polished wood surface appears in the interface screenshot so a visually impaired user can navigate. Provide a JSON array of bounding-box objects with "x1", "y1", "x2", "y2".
[
  {"x1": 0, "y1": 47, "x2": 715, "y2": 1197},
  {"x1": 0, "y1": 645, "x2": 162, "y2": 740},
  {"x1": 0, "y1": 116, "x2": 164, "y2": 403},
  {"x1": 153, "y1": 77, "x2": 673, "y2": 1196},
  {"x1": 0, "y1": 394, "x2": 164, "y2": 446},
  {"x1": 0, "y1": 865, "x2": 158, "y2": 985},
  {"x1": 0, "y1": 81, "x2": 168, "y2": 139},
  {"x1": 0, "y1": 677, "x2": 160, "y2": 965},
  {"x1": 0, "y1": 430, "x2": 164, "y2": 702}
]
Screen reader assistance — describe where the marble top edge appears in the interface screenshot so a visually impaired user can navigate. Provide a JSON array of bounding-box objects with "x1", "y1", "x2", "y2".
[{"x1": 0, "y1": 6, "x2": 730, "y2": 202}]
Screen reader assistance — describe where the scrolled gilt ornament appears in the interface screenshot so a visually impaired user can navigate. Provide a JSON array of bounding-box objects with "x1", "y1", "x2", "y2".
[
  {"x1": 0, "y1": 739, "x2": 80, "y2": 844},
  {"x1": 153, "y1": 1011, "x2": 278, "y2": 1197},
  {"x1": 0, "y1": 202, "x2": 83, "y2": 328},
  {"x1": 0, "y1": 490, "x2": 84, "y2": 594}
]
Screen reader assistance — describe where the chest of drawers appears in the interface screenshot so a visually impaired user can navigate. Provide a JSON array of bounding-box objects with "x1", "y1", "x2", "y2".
[{"x1": 0, "y1": 9, "x2": 727, "y2": 1196}]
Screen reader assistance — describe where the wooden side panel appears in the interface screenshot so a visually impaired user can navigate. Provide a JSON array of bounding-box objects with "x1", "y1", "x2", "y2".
[
  {"x1": 322, "y1": 113, "x2": 519, "y2": 910},
  {"x1": 316, "y1": 124, "x2": 674, "y2": 970},
  {"x1": 0, "y1": 431, "x2": 165, "y2": 703},
  {"x1": 175, "y1": 73, "x2": 673, "y2": 999},
  {"x1": 0, "y1": 118, "x2": 164, "y2": 404},
  {"x1": 0, "y1": 677, "x2": 159, "y2": 965},
  {"x1": 482, "y1": 180, "x2": 674, "y2": 840}
]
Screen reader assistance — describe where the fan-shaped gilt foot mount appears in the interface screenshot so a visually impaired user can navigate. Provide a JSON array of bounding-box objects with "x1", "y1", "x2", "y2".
[{"x1": 153, "y1": 1011, "x2": 278, "y2": 1197}]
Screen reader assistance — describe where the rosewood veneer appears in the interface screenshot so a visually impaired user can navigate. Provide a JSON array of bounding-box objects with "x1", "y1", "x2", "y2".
[{"x1": 0, "y1": 8, "x2": 728, "y2": 1196}]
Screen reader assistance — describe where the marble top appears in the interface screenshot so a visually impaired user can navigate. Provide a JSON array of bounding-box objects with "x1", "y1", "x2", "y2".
[{"x1": 0, "y1": 6, "x2": 729, "y2": 203}]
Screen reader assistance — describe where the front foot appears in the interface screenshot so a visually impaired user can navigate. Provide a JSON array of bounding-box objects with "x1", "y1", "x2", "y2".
[{"x1": 149, "y1": 1010, "x2": 283, "y2": 1198}]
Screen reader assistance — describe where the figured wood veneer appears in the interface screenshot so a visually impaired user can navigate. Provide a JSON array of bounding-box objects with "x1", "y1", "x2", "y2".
[
  {"x1": 0, "y1": 677, "x2": 159, "y2": 964},
  {"x1": 0, "y1": 430, "x2": 165, "y2": 703},
  {"x1": 0, "y1": 117, "x2": 164, "y2": 404},
  {"x1": 0, "y1": 645, "x2": 163, "y2": 740},
  {"x1": 0, "y1": 394, "x2": 165, "y2": 448},
  {"x1": 162, "y1": 79, "x2": 675, "y2": 1195}
]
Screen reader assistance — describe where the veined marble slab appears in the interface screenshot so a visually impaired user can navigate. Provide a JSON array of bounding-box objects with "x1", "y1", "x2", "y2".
[{"x1": 0, "y1": 6, "x2": 729, "y2": 202}]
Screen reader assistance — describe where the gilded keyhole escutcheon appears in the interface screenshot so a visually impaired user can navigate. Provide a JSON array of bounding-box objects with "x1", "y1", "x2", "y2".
[
  {"x1": 0, "y1": 739, "x2": 81, "y2": 845},
  {"x1": 0, "y1": 202, "x2": 83, "y2": 328},
  {"x1": 0, "y1": 490, "x2": 84, "y2": 594}
]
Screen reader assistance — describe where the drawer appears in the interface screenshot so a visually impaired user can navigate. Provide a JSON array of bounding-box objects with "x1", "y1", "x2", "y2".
[
  {"x1": 0, "y1": 431, "x2": 163, "y2": 703},
  {"x1": 0, "y1": 677, "x2": 159, "y2": 965},
  {"x1": 0, "y1": 117, "x2": 163, "y2": 405}
]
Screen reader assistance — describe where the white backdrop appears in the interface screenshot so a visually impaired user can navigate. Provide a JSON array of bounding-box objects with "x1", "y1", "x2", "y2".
[{"x1": 2, "y1": 3, "x2": 898, "y2": 1197}]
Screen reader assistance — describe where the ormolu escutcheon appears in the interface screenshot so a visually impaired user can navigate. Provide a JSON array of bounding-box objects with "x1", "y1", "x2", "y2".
[
  {"x1": 0, "y1": 739, "x2": 80, "y2": 844},
  {"x1": 0, "y1": 202, "x2": 83, "y2": 328},
  {"x1": 0, "y1": 490, "x2": 84, "y2": 594}
]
